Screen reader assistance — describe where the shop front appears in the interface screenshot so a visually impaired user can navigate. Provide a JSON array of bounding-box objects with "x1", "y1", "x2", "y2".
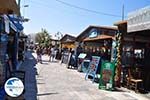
[
  {"x1": 76, "y1": 25, "x2": 117, "y2": 83},
  {"x1": 60, "y1": 34, "x2": 76, "y2": 51},
  {"x1": 76, "y1": 25, "x2": 117, "y2": 61},
  {"x1": 114, "y1": 6, "x2": 150, "y2": 92},
  {"x1": 0, "y1": 14, "x2": 23, "y2": 90}
]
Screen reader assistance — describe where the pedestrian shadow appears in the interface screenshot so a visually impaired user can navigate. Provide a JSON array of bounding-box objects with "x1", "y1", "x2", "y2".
[
  {"x1": 41, "y1": 62, "x2": 49, "y2": 65},
  {"x1": 112, "y1": 88, "x2": 127, "y2": 92},
  {"x1": 49, "y1": 60, "x2": 59, "y2": 63},
  {"x1": 37, "y1": 92, "x2": 59, "y2": 97},
  {"x1": 37, "y1": 82, "x2": 45, "y2": 85}
]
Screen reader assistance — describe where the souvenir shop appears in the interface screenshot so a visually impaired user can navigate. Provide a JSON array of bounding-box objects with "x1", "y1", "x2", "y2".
[
  {"x1": 114, "y1": 6, "x2": 150, "y2": 92},
  {"x1": 0, "y1": 14, "x2": 23, "y2": 87},
  {"x1": 60, "y1": 34, "x2": 76, "y2": 51}
]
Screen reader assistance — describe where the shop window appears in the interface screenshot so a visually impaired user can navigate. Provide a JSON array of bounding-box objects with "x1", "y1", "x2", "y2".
[
  {"x1": 134, "y1": 49, "x2": 144, "y2": 66},
  {"x1": 134, "y1": 49, "x2": 144, "y2": 59},
  {"x1": 122, "y1": 45, "x2": 134, "y2": 66}
]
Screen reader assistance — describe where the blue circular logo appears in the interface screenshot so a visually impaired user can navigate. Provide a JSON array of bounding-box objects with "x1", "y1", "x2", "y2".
[{"x1": 4, "y1": 77, "x2": 24, "y2": 97}]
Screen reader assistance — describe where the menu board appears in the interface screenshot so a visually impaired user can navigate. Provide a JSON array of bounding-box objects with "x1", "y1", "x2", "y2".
[
  {"x1": 81, "y1": 60, "x2": 90, "y2": 73},
  {"x1": 85, "y1": 56, "x2": 100, "y2": 83},
  {"x1": 99, "y1": 61, "x2": 116, "y2": 91}
]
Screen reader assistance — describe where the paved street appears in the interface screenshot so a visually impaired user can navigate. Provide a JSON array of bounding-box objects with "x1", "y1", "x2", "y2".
[{"x1": 29, "y1": 53, "x2": 149, "y2": 100}]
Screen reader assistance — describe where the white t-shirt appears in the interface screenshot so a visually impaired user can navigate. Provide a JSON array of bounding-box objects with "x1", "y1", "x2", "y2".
[{"x1": 51, "y1": 48, "x2": 55, "y2": 55}]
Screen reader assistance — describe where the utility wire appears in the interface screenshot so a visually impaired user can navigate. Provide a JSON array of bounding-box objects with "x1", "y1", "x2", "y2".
[
  {"x1": 54, "y1": 0, "x2": 122, "y2": 18},
  {"x1": 29, "y1": 0, "x2": 122, "y2": 18}
]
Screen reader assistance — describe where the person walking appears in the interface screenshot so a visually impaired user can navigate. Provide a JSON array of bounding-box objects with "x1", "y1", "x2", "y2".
[
  {"x1": 36, "y1": 46, "x2": 42, "y2": 63},
  {"x1": 49, "y1": 47, "x2": 55, "y2": 62}
]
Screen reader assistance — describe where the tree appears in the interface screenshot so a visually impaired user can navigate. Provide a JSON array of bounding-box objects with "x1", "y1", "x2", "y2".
[{"x1": 35, "y1": 28, "x2": 51, "y2": 47}]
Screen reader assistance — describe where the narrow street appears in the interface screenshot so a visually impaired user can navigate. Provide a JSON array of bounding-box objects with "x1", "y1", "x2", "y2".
[
  {"x1": 1, "y1": 1, "x2": 150, "y2": 100},
  {"x1": 27, "y1": 52, "x2": 148, "y2": 100}
]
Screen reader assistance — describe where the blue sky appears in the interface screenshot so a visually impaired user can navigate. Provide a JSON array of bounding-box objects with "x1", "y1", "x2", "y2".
[{"x1": 21, "y1": 0, "x2": 150, "y2": 36}]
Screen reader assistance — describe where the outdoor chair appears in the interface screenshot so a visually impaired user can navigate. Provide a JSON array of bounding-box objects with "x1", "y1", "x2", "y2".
[{"x1": 126, "y1": 68, "x2": 143, "y2": 92}]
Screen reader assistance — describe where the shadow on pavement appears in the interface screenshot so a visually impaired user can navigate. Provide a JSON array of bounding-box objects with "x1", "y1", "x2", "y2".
[
  {"x1": 37, "y1": 82, "x2": 45, "y2": 85},
  {"x1": 37, "y1": 92, "x2": 59, "y2": 97},
  {"x1": 41, "y1": 59, "x2": 50, "y2": 63},
  {"x1": 19, "y1": 51, "x2": 38, "y2": 100}
]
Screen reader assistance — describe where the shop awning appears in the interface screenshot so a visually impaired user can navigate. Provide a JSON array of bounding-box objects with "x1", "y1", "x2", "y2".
[
  {"x1": 83, "y1": 34, "x2": 114, "y2": 42},
  {"x1": 0, "y1": 0, "x2": 19, "y2": 15}
]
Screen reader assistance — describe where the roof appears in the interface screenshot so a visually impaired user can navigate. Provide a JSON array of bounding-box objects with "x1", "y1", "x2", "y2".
[
  {"x1": 83, "y1": 34, "x2": 114, "y2": 42},
  {"x1": 0, "y1": 0, "x2": 20, "y2": 15},
  {"x1": 114, "y1": 20, "x2": 127, "y2": 26},
  {"x1": 76, "y1": 25, "x2": 118, "y2": 41},
  {"x1": 60, "y1": 34, "x2": 76, "y2": 42},
  {"x1": 50, "y1": 38, "x2": 59, "y2": 41}
]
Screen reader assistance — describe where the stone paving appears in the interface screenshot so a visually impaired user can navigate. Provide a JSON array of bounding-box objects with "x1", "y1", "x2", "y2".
[{"x1": 33, "y1": 54, "x2": 149, "y2": 100}]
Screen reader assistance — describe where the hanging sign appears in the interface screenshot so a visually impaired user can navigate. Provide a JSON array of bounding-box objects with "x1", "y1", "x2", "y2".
[
  {"x1": 89, "y1": 28, "x2": 98, "y2": 38},
  {"x1": 99, "y1": 61, "x2": 116, "y2": 91}
]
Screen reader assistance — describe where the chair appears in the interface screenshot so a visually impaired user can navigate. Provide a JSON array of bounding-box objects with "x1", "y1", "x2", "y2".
[{"x1": 126, "y1": 68, "x2": 143, "y2": 92}]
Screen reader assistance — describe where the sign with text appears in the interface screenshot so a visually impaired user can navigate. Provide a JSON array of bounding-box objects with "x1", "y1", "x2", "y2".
[
  {"x1": 128, "y1": 6, "x2": 150, "y2": 32},
  {"x1": 99, "y1": 61, "x2": 116, "y2": 91},
  {"x1": 85, "y1": 56, "x2": 100, "y2": 83},
  {"x1": 89, "y1": 28, "x2": 98, "y2": 38}
]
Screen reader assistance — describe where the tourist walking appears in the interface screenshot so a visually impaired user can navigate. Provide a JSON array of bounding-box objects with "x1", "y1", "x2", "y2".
[
  {"x1": 36, "y1": 46, "x2": 42, "y2": 63},
  {"x1": 49, "y1": 47, "x2": 55, "y2": 62}
]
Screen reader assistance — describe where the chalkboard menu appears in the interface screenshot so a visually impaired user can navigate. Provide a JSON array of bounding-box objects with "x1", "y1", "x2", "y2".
[
  {"x1": 99, "y1": 61, "x2": 116, "y2": 91},
  {"x1": 85, "y1": 56, "x2": 100, "y2": 83}
]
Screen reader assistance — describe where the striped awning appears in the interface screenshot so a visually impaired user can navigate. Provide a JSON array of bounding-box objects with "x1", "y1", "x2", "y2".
[{"x1": 0, "y1": 0, "x2": 19, "y2": 15}]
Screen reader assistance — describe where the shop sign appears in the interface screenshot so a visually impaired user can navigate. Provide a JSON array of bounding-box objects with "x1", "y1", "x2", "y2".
[
  {"x1": 128, "y1": 6, "x2": 150, "y2": 33},
  {"x1": 99, "y1": 61, "x2": 116, "y2": 91},
  {"x1": 85, "y1": 56, "x2": 100, "y2": 83},
  {"x1": 89, "y1": 28, "x2": 98, "y2": 38},
  {"x1": 4, "y1": 77, "x2": 24, "y2": 97}
]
